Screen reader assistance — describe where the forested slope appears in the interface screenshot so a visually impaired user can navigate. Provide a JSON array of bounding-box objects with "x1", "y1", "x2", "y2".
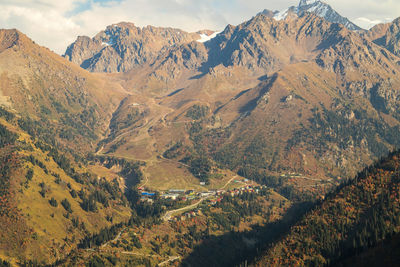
[{"x1": 254, "y1": 150, "x2": 400, "y2": 266}]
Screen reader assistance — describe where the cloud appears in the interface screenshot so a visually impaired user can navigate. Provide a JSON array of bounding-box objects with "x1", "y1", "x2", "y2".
[
  {"x1": 0, "y1": 0, "x2": 399, "y2": 54},
  {"x1": 0, "y1": 1, "x2": 82, "y2": 54},
  {"x1": 353, "y1": 17, "x2": 393, "y2": 29}
]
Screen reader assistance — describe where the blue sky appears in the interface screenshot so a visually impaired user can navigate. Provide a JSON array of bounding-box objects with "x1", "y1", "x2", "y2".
[
  {"x1": 0, "y1": 0, "x2": 398, "y2": 54},
  {"x1": 68, "y1": 0, "x2": 122, "y2": 15}
]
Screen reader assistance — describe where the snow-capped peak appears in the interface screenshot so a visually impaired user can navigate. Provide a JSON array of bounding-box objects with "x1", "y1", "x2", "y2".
[{"x1": 271, "y1": 0, "x2": 361, "y2": 31}]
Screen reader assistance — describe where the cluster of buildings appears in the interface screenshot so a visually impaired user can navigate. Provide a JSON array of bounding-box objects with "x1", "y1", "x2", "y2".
[
  {"x1": 225, "y1": 185, "x2": 261, "y2": 197},
  {"x1": 169, "y1": 185, "x2": 268, "y2": 221},
  {"x1": 171, "y1": 209, "x2": 203, "y2": 222},
  {"x1": 140, "y1": 188, "x2": 225, "y2": 202},
  {"x1": 139, "y1": 189, "x2": 200, "y2": 202},
  {"x1": 139, "y1": 183, "x2": 269, "y2": 221}
]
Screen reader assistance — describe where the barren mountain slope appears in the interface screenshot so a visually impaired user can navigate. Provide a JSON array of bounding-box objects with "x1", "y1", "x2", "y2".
[
  {"x1": 367, "y1": 17, "x2": 400, "y2": 57},
  {"x1": 0, "y1": 29, "x2": 127, "y2": 151}
]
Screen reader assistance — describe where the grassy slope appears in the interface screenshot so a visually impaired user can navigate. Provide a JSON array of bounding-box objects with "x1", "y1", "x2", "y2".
[{"x1": 0, "y1": 117, "x2": 131, "y2": 264}]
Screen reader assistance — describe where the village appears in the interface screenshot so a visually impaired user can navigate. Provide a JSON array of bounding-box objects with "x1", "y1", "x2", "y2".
[{"x1": 137, "y1": 182, "x2": 268, "y2": 221}]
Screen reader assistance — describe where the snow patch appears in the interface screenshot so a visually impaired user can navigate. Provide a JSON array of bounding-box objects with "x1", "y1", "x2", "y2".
[
  {"x1": 197, "y1": 31, "x2": 221, "y2": 43},
  {"x1": 299, "y1": 0, "x2": 319, "y2": 6},
  {"x1": 273, "y1": 8, "x2": 290, "y2": 20},
  {"x1": 307, "y1": 3, "x2": 329, "y2": 17},
  {"x1": 101, "y1": 35, "x2": 116, "y2": 46}
]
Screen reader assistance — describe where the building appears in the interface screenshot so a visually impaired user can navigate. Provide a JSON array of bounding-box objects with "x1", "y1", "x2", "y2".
[
  {"x1": 200, "y1": 192, "x2": 213, "y2": 197},
  {"x1": 141, "y1": 192, "x2": 156, "y2": 197},
  {"x1": 162, "y1": 193, "x2": 180, "y2": 200}
]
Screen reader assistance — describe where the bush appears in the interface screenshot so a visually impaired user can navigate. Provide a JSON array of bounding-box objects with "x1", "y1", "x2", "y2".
[
  {"x1": 61, "y1": 198, "x2": 72, "y2": 213},
  {"x1": 49, "y1": 197, "x2": 58, "y2": 207},
  {"x1": 70, "y1": 189, "x2": 77, "y2": 198},
  {"x1": 26, "y1": 169, "x2": 34, "y2": 181},
  {"x1": 81, "y1": 195, "x2": 97, "y2": 212},
  {"x1": 186, "y1": 105, "x2": 209, "y2": 120}
]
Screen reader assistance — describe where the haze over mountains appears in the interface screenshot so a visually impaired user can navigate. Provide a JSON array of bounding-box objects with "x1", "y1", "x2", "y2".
[{"x1": 0, "y1": 0, "x2": 400, "y2": 265}]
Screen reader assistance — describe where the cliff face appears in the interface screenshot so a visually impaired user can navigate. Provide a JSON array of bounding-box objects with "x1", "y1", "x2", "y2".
[{"x1": 64, "y1": 22, "x2": 202, "y2": 73}]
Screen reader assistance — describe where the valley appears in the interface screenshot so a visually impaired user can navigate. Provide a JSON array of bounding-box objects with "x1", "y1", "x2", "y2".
[{"x1": 0, "y1": 0, "x2": 400, "y2": 265}]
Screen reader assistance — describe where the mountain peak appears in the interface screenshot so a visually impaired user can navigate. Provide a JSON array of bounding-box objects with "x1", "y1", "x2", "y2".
[
  {"x1": 272, "y1": 0, "x2": 361, "y2": 31},
  {"x1": 0, "y1": 29, "x2": 36, "y2": 53},
  {"x1": 0, "y1": 29, "x2": 20, "y2": 52}
]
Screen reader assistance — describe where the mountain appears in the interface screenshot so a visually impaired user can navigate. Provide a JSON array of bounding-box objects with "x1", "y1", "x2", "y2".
[
  {"x1": 0, "y1": 29, "x2": 126, "y2": 151},
  {"x1": 91, "y1": 12, "x2": 400, "y2": 199},
  {"x1": 0, "y1": 29, "x2": 140, "y2": 263},
  {"x1": 261, "y1": 0, "x2": 362, "y2": 31},
  {"x1": 0, "y1": 118, "x2": 133, "y2": 264},
  {"x1": 253, "y1": 150, "x2": 400, "y2": 266},
  {"x1": 65, "y1": 0, "x2": 361, "y2": 75},
  {"x1": 112, "y1": 12, "x2": 363, "y2": 93},
  {"x1": 64, "y1": 22, "x2": 205, "y2": 73},
  {"x1": 2, "y1": 3, "x2": 400, "y2": 266}
]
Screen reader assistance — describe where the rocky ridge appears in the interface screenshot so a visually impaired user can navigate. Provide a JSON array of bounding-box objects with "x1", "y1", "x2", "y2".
[{"x1": 64, "y1": 22, "x2": 209, "y2": 73}]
